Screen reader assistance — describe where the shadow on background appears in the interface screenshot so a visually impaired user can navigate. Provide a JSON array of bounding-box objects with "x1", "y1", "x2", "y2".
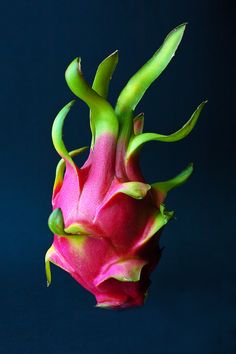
[{"x1": 1, "y1": 0, "x2": 235, "y2": 353}]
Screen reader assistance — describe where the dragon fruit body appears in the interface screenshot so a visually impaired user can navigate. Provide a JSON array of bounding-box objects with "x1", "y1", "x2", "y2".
[{"x1": 45, "y1": 24, "x2": 206, "y2": 308}]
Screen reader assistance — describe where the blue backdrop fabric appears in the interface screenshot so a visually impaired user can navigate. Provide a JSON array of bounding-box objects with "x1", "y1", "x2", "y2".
[{"x1": 0, "y1": 1, "x2": 235, "y2": 353}]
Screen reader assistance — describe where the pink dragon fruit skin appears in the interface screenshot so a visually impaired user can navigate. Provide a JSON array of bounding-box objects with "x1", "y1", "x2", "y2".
[{"x1": 45, "y1": 23, "x2": 207, "y2": 309}]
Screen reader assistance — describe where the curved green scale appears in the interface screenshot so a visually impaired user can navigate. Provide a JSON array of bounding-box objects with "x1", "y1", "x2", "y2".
[
  {"x1": 92, "y1": 50, "x2": 118, "y2": 98},
  {"x1": 48, "y1": 208, "x2": 90, "y2": 237},
  {"x1": 65, "y1": 57, "x2": 118, "y2": 140},
  {"x1": 45, "y1": 248, "x2": 53, "y2": 287},
  {"x1": 126, "y1": 101, "x2": 207, "y2": 160},
  {"x1": 94, "y1": 258, "x2": 148, "y2": 286},
  {"x1": 45, "y1": 244, "x2": 77, "y2": 287},
  {"x1": 115, "y1": 23, "x2": 187, "y2": 117},
  {"x1": 48, "y1": 208, "x2": 68, "y2": 236},
  {"x1": 53, "y1": 146, "x2": 88, "y2": 194},
  {"x1": 90, "y1": 50, "x2": 119, "y2": 147},
  {"x1": 136, "y1": 204, "x2": 174, "y2": 248},
  {"x1": 51, "y1": 100, "x2": 76, "y2": 167},
  {"x1": 119, "y1": 181, "x2": 151, "y2": 200},
  {"x1": 152, "y1": 163, "x2": 193, "y2": 197}
]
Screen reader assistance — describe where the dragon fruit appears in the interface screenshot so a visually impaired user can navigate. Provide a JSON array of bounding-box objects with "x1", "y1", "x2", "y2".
[{"x1": 45, "y1": 23, "x2": 206, "y2": 309}]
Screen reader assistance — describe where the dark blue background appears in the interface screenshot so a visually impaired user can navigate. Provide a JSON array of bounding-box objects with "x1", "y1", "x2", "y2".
[{"x1": 1, "y1": 0, "x2": 235, "y2": 353}]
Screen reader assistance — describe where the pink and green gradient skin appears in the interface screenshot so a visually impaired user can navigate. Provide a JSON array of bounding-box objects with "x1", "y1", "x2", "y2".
[{"x1": 45, "y1": 24, "x2": 207, "y2": 309}]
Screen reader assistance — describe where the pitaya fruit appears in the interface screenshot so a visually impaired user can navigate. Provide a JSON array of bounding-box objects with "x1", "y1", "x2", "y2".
[{"x1": 45, "y1": 23, "x2": 206, "y2": 309}]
